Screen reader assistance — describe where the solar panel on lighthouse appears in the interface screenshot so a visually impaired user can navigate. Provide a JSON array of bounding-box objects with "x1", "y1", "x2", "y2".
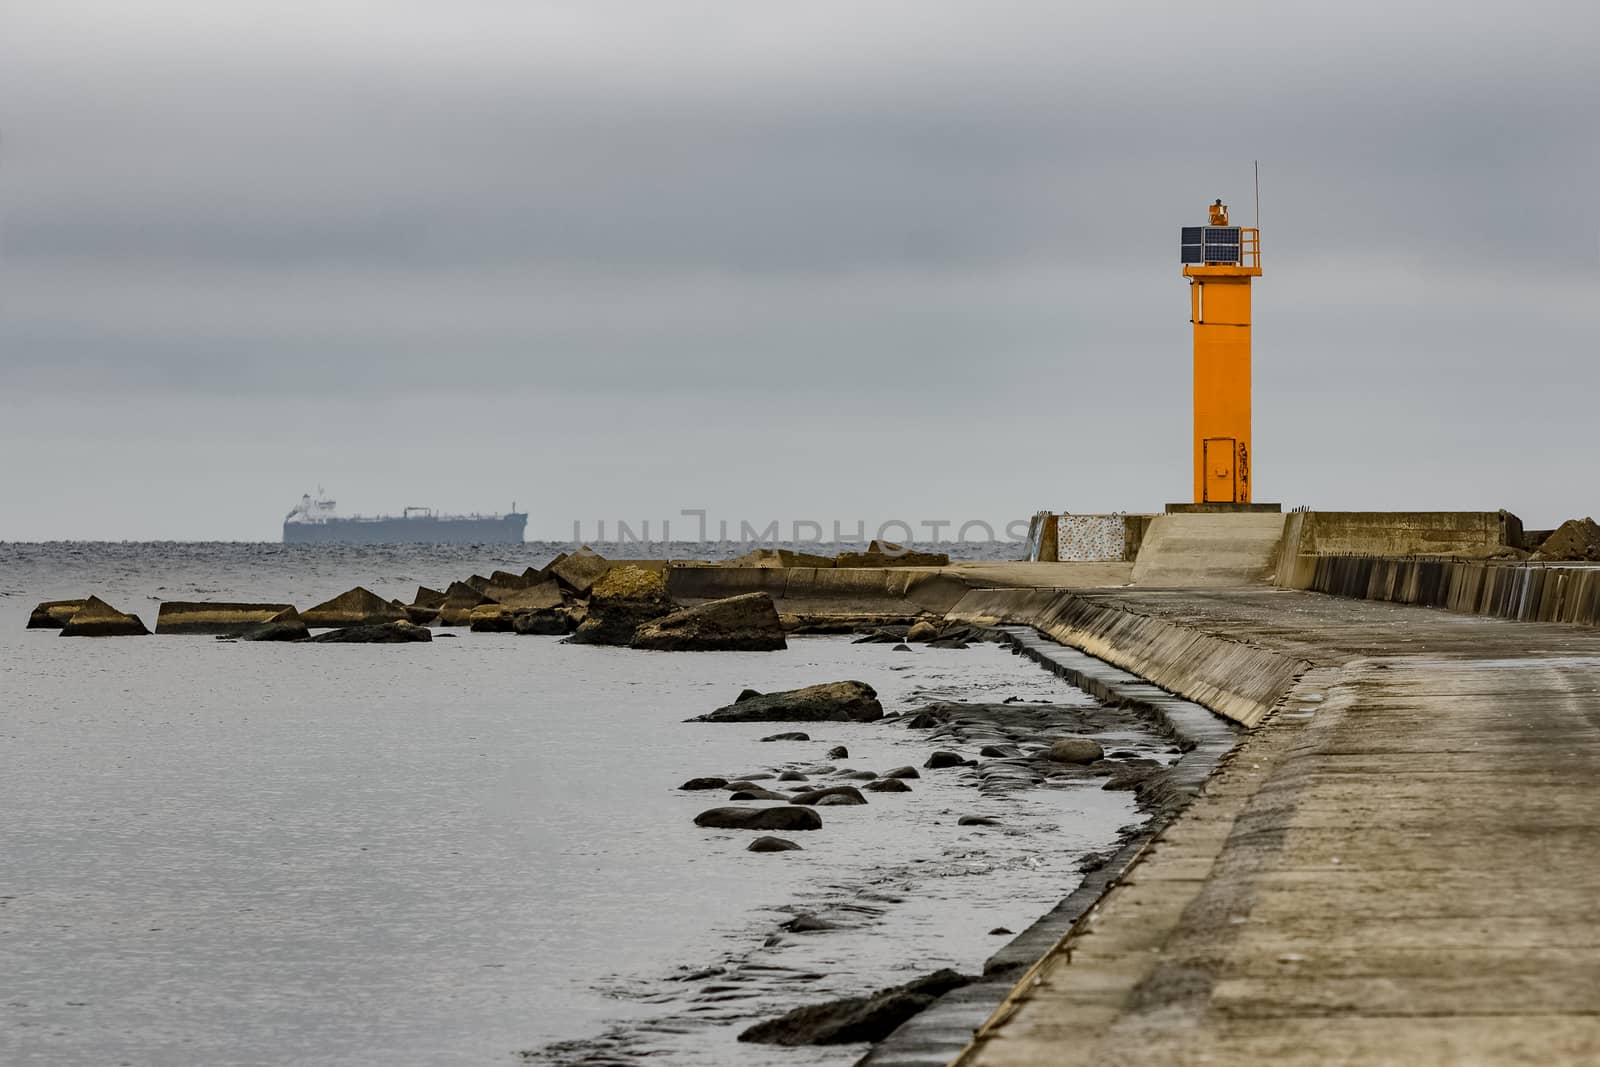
[
  {"x1": 1182, "y1": 225, "x2": 1241, "y2": 264},
  {"x1": 1203, "y1": 226, "x2": 1241, "y2": 263},
  {"x1": 1180, "y1": 226, "x2": 1205, "y2": 264}
]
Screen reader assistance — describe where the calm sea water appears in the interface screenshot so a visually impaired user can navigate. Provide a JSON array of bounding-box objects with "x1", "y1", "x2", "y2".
[{"x1": 0, "y1": 544, "x2": 1155, "y2": 1066}]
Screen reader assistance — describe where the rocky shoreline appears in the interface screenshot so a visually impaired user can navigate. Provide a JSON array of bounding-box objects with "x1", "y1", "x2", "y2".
[
  {"x1": 528, "y1": 629, "x2": 1222, "y2": 1066},
  {"x1": 23, "y1": 547, "x2": 1236, "y2": 1066}
]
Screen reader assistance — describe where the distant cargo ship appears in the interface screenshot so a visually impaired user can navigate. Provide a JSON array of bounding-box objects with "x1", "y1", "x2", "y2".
[{"x1": 282, "y1": 490, "x2": 527, "y2": 545}]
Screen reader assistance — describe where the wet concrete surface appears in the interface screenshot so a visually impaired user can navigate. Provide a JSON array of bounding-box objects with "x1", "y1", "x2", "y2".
[{"x1": 958, "y1": 589, "x2": 1600, "y2": 1066}]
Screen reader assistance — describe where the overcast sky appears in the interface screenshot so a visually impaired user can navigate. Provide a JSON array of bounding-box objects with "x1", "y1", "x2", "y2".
[{"x1": 1, "y1": 1, "x2": 1596, "y2": 540}]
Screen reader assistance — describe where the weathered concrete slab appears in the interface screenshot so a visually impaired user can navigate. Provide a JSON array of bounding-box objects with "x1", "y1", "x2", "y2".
[{"x1": 155, "y1": 602, "x2": 295, "y2": 635}]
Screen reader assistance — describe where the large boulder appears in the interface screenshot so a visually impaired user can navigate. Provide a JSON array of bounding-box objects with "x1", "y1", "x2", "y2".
[
  {"x1": 403, "y1": 603, "x2": 441, "y2": 625},
  {"x1": 27, "y1": 599, "x2": 86, "y2": 629},
  {"x1": 693, "y1": 806, "x2": 823, "y2": 831},
  {"x1": 436, "y1": 581, "x2": 496, "y2": 626},
  {"x1": 488, "y1": 569, "x2": 532, "y2": 591},
  {"x1": 155, "y1": 602, "x2": 296, "y2": 636},
  {"x1": 1048, "y1": 738, "x2": 1105, "y2": 764},
  {"x1": 411, "y1": 586, "x2": 447, "y2": 610},
  {"x1": 307, "y1": 620, "x2": 433, "y2": 644},
  {"x1": 691, "y1": 681, "x2": 883, "y2": 723},
  {"x1": 300, "y1": 587, "x2": 406, "y2": 629},
  {"x1": 748, "y1": 836, "x2": 803, "y2": 852},
  {"x1": 1531, "y1": 517, "x2": 1600, "y2": 562},
  {"x1": 791, "y1": 785, "x2": 867, "y2": 806},
  {"x1": 564, "y1": 565, "x2": 674, "y2": 646},
  {"x1": 511, "y1": 609, "x2": 571, "y2": 635},
  {"x1": 630, "y1": 592, "x2": 787, "y2": 651},
  {"x1": 739, "y1": 969, "x2": 973, "y2": 1045},
  {"x1": 468, "y1": 605, "x2": 516, "y2": 632},
  {"x1": 58, "y1": 596, "x2": 149, "y2": 637},
  {"x1": 490, "y1": 580, "x2": 565, "y2": 613},
  {"x1": 548, "y1": 547, "x2": 611, "y2": 596},
  {"x1": 239, "y1": 609, "x2": 310, "y2": 642}
]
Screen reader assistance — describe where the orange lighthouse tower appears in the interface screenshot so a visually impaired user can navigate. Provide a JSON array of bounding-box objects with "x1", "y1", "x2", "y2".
[{"x1": 1182, "y1": 200, "x2": 1261, "y2": 503}]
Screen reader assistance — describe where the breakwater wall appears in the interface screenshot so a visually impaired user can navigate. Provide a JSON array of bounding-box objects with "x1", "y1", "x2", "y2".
[
  {"x1": 1310, "y1": 555, "x2": 1600, "y2": 626},
  {"x1": 1274, "y1": 510, "x2": 1522, "y2": 588},
  {"x1": 664, "y1": 564, "x2": 974, "y2": 616},
  {"x1": 944, "y1": 588, "x2": 1309, "y2": 727}
]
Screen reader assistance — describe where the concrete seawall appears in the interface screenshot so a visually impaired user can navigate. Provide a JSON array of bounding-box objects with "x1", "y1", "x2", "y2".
[
  {"x1": 945, "y1": 588, "x2": 1309, "y2": 728},
  {"x1": 1308, "y1": 555, "x2": 1600, "y2": 626}
]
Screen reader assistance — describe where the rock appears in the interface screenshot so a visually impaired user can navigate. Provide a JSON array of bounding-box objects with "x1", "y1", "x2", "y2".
[
  {"x1": 508, "y1": 609, "x2": 566, "y2": 635},
  {"x1": 1047, "y1": 738, "x2": 1105, "y2": 764},
  {"x1": 958, "y1": 815, "x2": 1001, "y2": 826},
  {"x1": 816, "y1": 793, "x2": 864, "y2": 807},
  {"x1": 693, "y1": 806, "x2": 823, "y2": 831},
  {"x1": 488, "y1": 569, "x2": 532, "y2": 590},
  {"x1": 301, "y1": 587, "x2": 407, "y2": 629},
  {"x1": 730, "y1": 788, "x2": 792, "y2": 801},
  {"x1": 238, "y1": 609, "x2": 309, "y2": 642},
  {"x1": 892, "y1": 643, "x2": 913, "y2": 652},
  {"x1": 833, "y1": 770, "x2": 877, "y2": 780},
  {"x1": 906, "y1": 620, "x2": 939, "y2": 642},
  {"x1": 760, "y1": 731, "x2": 811, "y2": 742},
  {"x1": 738, "y1": 969, "x2": 974, "y2": 1045},
  {"x1": 1531, "y1": 517, "x2": 1600, "y2": 562},
  {"x1": 436, "y1": 581, "x2": 497, "y2": 626},
  {"x1": 489, "y1": 580, "x2": 565, "y2": 613},
  {"x1": 833, "y1": 541, "x2": 951, "y2": 569},
  {"x1": 307, "y1": 620, "x2": 433, "y2": 644},
  {"x1": 882, "y1": 766, "x2": 921, "y2": 779},
  {"x1": 988, "y1": 927, "x2": 1013, "y2": 936},
  {"x1": 777, "y1": 770, "x2": 807, "y2": 781},
  {"x1": 411, "y1": 586, "x2": 447, "y2": 610},
  {"x1": 27, "y1": 599, "x2": 87, "y2": 629},
  {"x1": 548, "y1": 547, "x2": 611, "y2": 596},
  {"x1": 865, "y1": 778, "x2": 912, "y2": 793},
  {"x1": 748, "y1": 836, "x2": 802, "y2": 853},
  {"x1": 791, "y1": 785, "x2": 867, "y2": 806},
  {"x1": 693, "y1": 681, "x2": 883, "y2": 723},
  {"x1": 924, "y1": 750, "x2": 965, "y2": 769},
  {"x1": 631, "y1": 592, "x2": 788, "y2": 652},
  {"x1": 1103, "y1": 772, "x2": 1153, "y2": 792},
  {"x1": 565, "y1": 565, "x2": 674, "y2": 646},
  {"x1": 469, "y1": 605, "x2": 516, "y2": 632},
  {"x1": 929, "y1": 638, "x2": 970, "y2": 649},
  {"x1": 58, "y1": 596, "x2": 149, "y2": 637},
  {"x1": 680, "y1": 777, "x2": 730, "y2": 790},
  {"x1": 403, "y1": 604, "x2": 441, "y2": 625},
  {"x1": 154, "y1": 602, "x2": 296, "y2": 636},
  {"x1": 781, "y1": 913, "x2": 840, "y2": 932},
  {"x1": 979, "y1": 744, "x2": 1022, "y2": 758}
]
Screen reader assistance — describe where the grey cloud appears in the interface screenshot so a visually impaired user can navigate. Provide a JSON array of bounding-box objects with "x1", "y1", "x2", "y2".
[{"x1": 0, "y1": 1, "x2": 1596, "y2": 537}]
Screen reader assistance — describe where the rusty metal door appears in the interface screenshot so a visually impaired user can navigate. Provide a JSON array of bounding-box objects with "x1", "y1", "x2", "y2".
[{"x1": 1203, "y1": 436, "x2": 1237, "y2": 503}]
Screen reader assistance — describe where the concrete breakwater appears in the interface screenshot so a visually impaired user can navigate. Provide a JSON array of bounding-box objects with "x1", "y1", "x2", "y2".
[{"x1": 951, "y1": 588, "x2": 1600, "y2": 1066}]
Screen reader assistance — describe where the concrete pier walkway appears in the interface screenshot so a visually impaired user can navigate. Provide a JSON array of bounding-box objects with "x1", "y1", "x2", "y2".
[{"x1": 958, "y1": 589, "x2": 1600, "y2": 1066}]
